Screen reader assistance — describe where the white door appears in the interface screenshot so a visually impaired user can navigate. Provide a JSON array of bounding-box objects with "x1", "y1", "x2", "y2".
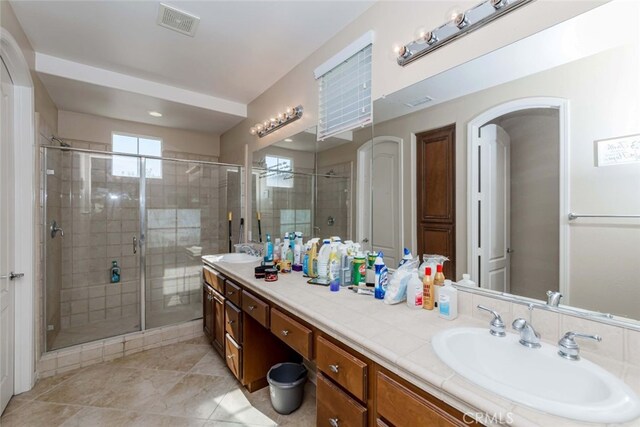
[
  {"x1": 479, "y1": 124, "x2": 511, "y2": 292},
  {"x1": 0, "y1": 60, "x2": 16, "y2": 412},
  {"x1": 358, "y1": 137, "x2": 402, "y2": 266}
]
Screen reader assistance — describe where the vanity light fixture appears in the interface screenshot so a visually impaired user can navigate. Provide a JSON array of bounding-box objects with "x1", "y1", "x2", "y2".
[
  {"x1": 249, "y1": 105, "x2": 303, "y2": 138},
  {"x1": 396, "y1": 0, "x2": 534, "y2": 66},
  {"x1": 148, "y1": 111, "x2": 163, "y2": 117}
]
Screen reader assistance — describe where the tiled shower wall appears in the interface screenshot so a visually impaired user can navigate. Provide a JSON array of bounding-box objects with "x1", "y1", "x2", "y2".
[
  {"x1": 43, "y1": 139, "x2": 239, "y2": 351},
  {"x1": 316, "y1": 162, "x2": 351, "y2": 240}
]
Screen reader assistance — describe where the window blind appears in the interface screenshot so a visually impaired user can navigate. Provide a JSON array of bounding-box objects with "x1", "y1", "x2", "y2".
[{"x1": 317, "y1": 43, "x2": 372, "y2": 141}]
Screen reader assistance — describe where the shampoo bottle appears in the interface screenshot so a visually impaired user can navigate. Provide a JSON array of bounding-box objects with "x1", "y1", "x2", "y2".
[
  {"x1": 374, "y1": 252, "x2": 388, "y2": 300},
  {"x1": 433, "y1": 264, "x2": 445, "y2": 307},
  {"x1": 422, "y1": 267, "x2": 434, "y2": 310},
  {"x1": 438, "y1": 280, "x2": 458, "y2": 320}
]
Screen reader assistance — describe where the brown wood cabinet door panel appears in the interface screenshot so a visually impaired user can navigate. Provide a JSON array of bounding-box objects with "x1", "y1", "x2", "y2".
[
  {"x1": 212, "y1": 290, "x2": 225, "y2": 358},
  {"x1": 242, "y1": 290, "x2": 270, "y2": 328},
  {"x1": 316, "y1": 335, "x2": 367, "y2": 402},
  {"x1": 417, "y1": 126, "x2": 455, "y2": 223},
  {"x1": 376, "y1": 372, "x2": 468, "y2": 427},
  {"x1": 203, "y1": 267, "x2": 225, "y2": 294},
  {"x1": 225, "y1": 334, "x2": 242, "y2": 381},
  {"x1": 418, "y1": 224, "x2": 456, "y2": 278},
  {"x1": 225, "y1": 280, "x2": 242, "y2": 307},
  {"x1": 270, "y1": 309, "x2": 313, "y2": 360},
  {"x1": 202, "y1": 285, "x2": 214, "y2": 344},
  {"x1": 317, "y1": 374, "x2": 367, "y2": 427},
  {"x1": 225, "y1": 300, "x2": 242, "y2": 343}
]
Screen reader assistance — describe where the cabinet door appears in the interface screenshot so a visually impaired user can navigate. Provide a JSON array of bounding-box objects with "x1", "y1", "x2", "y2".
[
  {"x1": 202, "y1": 285, "x2": 214, "y2": 343},
  {"x1": 212, "y1": 290, "x2": 225, "y2": 358},
  {"x1": 317, "y1": 373, "x2": 367, "y2": 427}
]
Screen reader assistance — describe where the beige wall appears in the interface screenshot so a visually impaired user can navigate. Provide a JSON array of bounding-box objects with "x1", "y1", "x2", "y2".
[
  {"x1": 493, "y1": 110, "x2": 560, "y2": 300},
  {"x1": 372, "y1": 45, "x2": 639, "y2": 317},
  {"x1": 58, "y1": 111, "x2": 220, "y2": 158},
  {"x1": 219, "y1": 1, "x2": 605, "y2": 165}
]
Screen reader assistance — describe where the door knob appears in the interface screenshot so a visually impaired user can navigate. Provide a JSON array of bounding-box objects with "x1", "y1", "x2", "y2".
[{"x1": 9, "y1": 272, "x2": 24, "y2": 280}]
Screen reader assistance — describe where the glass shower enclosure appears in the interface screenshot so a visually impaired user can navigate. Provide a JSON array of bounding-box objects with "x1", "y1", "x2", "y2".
[{"x1": 43, "y1": 146, "x2": 243, "y2": 351}]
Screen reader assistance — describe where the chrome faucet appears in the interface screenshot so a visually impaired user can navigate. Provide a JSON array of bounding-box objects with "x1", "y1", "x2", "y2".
[
  {"x1": 477, "y1": 305, "x2": 506, "y2": 337},
  {"x1": 236, "y1": 243, "x2": 263, "y2": 257},
  {"x1": 546, "y1": 290, "x2": 563, "y2": 307},
  {"x1": 557, "y1": 331, "x2": 602, "y2": 361},
  {"x1": 512, "y1": 318, "x2": 541, "y2": 348}
]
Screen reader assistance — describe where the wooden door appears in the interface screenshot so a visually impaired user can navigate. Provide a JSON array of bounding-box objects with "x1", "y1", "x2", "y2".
[
  {"x1": 416, "y1": 125, "x2": 456, "y2": 278},
  {"x1": 202, "y1": 284, "x2": 214, "y2": 343}
]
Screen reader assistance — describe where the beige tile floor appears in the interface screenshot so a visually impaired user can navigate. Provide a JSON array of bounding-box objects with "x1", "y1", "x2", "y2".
[{"x1": 1, "y1": 336, "x2": 316, "y2": 426}]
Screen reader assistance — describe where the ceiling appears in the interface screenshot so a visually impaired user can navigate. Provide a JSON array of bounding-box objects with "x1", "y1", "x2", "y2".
[
  {"x1": 271, "y1": 127, "x2": 354, "y2": 153},
  {"x1": 11, "y1": 0, "x2": 374, "y2": 134}
]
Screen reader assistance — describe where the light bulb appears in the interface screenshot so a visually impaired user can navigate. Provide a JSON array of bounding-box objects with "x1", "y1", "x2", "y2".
[
  {"x1": 445, "y1": 6, "x2": 463, "y2": 22},
  {"x1": 256, "y1": 124, "x2": 264, "y2": 132},
  {"x1": 263, "y1": 120, "x2": 269, "y2": 128},
  {"x1": 285, "y1": 106, "x2": 293, "y2": 117},
  {"x1": 277, "y1": 112, "x2": 284, "y2": 121},
  {"x1": 414, "y1": 26, "x2": 428, "y2": 42},
  {"x1": 249, "y1": 127, "x2": 257, "y2": 135}
]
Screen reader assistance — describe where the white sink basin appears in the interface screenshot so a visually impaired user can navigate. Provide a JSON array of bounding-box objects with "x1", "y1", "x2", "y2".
[
  {"x1": 432, "y1": 327, "x2": 640, "y2": 423},
  {"x1": 203, "y1": 253, "x2": 261, "y2": 264}
]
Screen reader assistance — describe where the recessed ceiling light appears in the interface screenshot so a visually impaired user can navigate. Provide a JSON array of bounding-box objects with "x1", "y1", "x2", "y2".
[
  {"x1": 284, "y1": 138, "x2": 293, "y2": 142},
  {"x1": 148, "y1": 111, "x2": 163, "y2": 117}
]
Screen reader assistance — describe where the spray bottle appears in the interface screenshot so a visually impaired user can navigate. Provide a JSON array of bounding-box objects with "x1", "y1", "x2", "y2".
[
  {"x1": 264, "y1": 233, "x2": 273, "y2": 263},
  {"x1": 317, "y1": 239, "x2": 331, "y2": 279},
  {"x1": 329, "y1": 243, "x2": 341, "y2": 292},
  {"x1": 374, "y1": 252, "x2": 388, "y2": 300}
]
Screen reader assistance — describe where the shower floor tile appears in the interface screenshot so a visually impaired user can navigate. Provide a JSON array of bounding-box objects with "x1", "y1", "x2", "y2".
[{"x1": 3, "y1": 339, "x2": 316, "y2": 427}]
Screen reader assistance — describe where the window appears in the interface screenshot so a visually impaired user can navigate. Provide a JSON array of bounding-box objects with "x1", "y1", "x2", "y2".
[
  {"x1": 112, "y1": 133, "x2": 162, "y2": 178},
  {"x1": 315, "y1": 32, "x2": 373, "y2": 140},
  {"x1": 280, "y1": 209, "x2": 311, "y2": 238},
  {"x1": 264, "y1": 155, "x2": 293, "y2": 188}
]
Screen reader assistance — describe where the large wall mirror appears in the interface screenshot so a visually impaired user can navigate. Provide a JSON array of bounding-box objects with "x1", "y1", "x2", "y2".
[
  {"x1": 371, "y1": 0, "x2": 640, "y2": 322},
  {"x1": 251, "y1": 125, "x2": 374, "y2": 247}
]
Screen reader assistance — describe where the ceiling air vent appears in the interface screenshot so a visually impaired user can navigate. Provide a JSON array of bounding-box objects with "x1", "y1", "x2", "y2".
[
  {"x1": 404, "y1": 96, "x2": 434, "y2": 108},
  {"x1": 157, "y1": 3, "x2": 200, "y2": 37}
]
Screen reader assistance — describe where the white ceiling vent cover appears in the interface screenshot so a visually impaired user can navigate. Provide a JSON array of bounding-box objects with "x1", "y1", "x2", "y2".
[{"x1": 157, "y1": 3, "x2": 200, "y2": 37}]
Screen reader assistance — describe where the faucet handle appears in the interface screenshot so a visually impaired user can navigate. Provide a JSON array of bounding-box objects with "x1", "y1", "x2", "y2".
[
  {"x1": 546, "y1": 290, "x2": 563, "y2": 307},
  {"x1": 558, "y1": 331, "x2": 602, "y2": 361},
  {"x1": 477, "y1": 305, "x2": 506, "y2": 337}
]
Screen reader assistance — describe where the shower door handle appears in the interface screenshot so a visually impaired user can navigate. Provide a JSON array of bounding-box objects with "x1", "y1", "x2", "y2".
[{"x1": 133, "y1": 236, "x2": 137, "y2": 254}]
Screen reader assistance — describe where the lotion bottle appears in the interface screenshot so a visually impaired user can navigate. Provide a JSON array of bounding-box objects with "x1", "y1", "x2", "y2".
[{"x1": 438, "y1": 280, "x2": 458, "y2": 320}]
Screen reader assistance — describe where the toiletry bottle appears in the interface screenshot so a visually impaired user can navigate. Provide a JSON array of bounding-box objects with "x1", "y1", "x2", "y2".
[
  {"x1": 457, "y1": 273, "x2": 476, "y2": 288},
  {"x1": 294, "y1": 232, "x2": 302, "y2": 266},
  {"x1": 399, "y1": 248, "x2": 413, "y2": 267},
  {"x1": 422, "y1": 267, "x2": 434, "y2": 310},
  {"x1": 273, "y1": 238, "x2": 281, "y2": 263},
  {"x1": 329, "y1": 243, "x2": 341, "y2": 291},
  {"x1": 308, "y1": 239, "x2": 319, "y2": 278},
  {"x1": 374, "y1": 252, "x2": 388, "y2": 300},
  {"x1": 264, "y1": 233, "x2": 273, "y2": 263},
  {"x1": 438, "y1": 280, "x2": 458, "y2": 320},
  {"x1": 406, "y1": 272, "x2": 423, "y2": 309},
  {"x1": 285, "y1": 235, "x2": 294, "y2": 265},
  {"x1": 302, "y1": 242, "x2": 310, "y2": 276},
  {"x1": 366, "y1": 251, "x2": 377, "y2": 285},
  {"x1": 317, "y1": 239, "x2": 331, "y2": 279},
  {"x1": 110, "y1": 260, "x2": 121, "y2": 283},
  {"x1": 433, "y1": 264, "x2": 445, "y2": 307},
  {"x1": 352, "y1": 253, "x2": 366, "y2": 286}
]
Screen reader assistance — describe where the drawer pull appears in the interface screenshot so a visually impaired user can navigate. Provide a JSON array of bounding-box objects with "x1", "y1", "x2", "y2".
[
  {"x1": 329, "y1": 418, "x2": 339, "y2": 427},
  {"x1": 248, "y1": 305, "x2": 256, "y2": 311},
  {"x1": 227, "y1": 320, "x2": 235, "y2": 325},
  {"x1": 281, "y1": 330, "x2": 290, "y2": 336},
  {"x1": 329, "y1": 364, "x2": 339, "y2": 373},
  {"x1": 227, "y1": 290, "x2": 234, "y2": 295},
  {"x1": 227, "y1": 354, "x2": 234, "y2": 359}
]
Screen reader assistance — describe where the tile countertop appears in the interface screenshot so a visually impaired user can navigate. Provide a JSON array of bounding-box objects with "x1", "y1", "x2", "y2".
[{"x1": 202, "y1": 257, "x2": 640, "y2": 427}]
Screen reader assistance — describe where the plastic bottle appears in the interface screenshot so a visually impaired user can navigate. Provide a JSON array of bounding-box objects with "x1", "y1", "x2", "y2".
[
  {"x1": 302, "y1": 242, "x2": 311, "y2": 276},
  {"x1": 422, "y1": 267, "x2": 434, "y2": 310},
  {"x1": 110, "y1": 260, "x2": 121, "y2": 283},
  {"x1": 406, "y1": 272, "x2": 423, "y2": 309},
  {"x1": 294, "y1": 232, "x2": 302, "y2": 266},
  {"x1": 285, "y1": 235, "x2": 294, "y2": 265},
  {"x1": 457, "y1": 274, "x2": 476, "y2": 288},
  {"x1": 352, "y1": 253, "x2": 366, "y2": 286},
  {"x1": 399, "y1": 248, "x2": 413, "y2": 267},
  {"x1": 308, "y1": 239, "x2": 319, "y2": 278},
  {"x1": 433, "y1": 264, "x2": 445, "y2": 307},
  {"x1": 438, "y1": 280, "x2": 458, "y2": 320},
  {"x1": 374, "y1": 252, "x2": 388, "y2": 300},
  {"x1": 317, "y1": 239, "x2": 331, "y2": 279},
  {"x1": 273, "y1": 238, "x2": 281, "y2": 263},
  {"x1": 264, "y1": 233, "x2": 273, "y2": 263},
  {"x1": 329, "y1": 244, "x2": 341, "y2": 291}
]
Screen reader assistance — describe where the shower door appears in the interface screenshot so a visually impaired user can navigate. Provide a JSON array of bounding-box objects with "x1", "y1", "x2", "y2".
[{"x1": 46, "y1": 149, "x2": 142, "y2": 350}]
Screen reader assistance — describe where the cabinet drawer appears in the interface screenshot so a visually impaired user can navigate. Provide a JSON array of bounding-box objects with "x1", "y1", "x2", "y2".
[
  {"x1": 317, "y1": 335, "x2": 367, "y2": 402},
  {"x1": 225, "y1": 334, "x2": 242, "y2": 381},
  {"x1": 225, "y1": 300, "x2": 242, "y2": 343},
  {"x1": 225, "y1": 280, "x2": 242, "y2": 307},
  {"x1": 270, "y1": 309, "x2": 312, "y2": 360},
  {"x1": 203, "y1": 267, "x2": 225, "y2": 294},
  {"x1": 242, "y1": 290, "x2": 269, "y2": 328},
  {"x1": 376, "y1": 371, "x2": 467, "y2": 427},
  {"x1": 317, "y1": 373, "x2": 367, "y2": 427}
]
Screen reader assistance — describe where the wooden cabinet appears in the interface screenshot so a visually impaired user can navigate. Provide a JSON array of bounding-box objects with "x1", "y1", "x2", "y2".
[
  {"x1": 271, "y1": 308, "x2": 313, "y2": 360},
  {"x1": 242, "y1": 290, "x2": 270, "y2": 328},
  {"x1": 225, "y1": 280, "x2": 242, "y2": 307},
  {"x1": 225, "y1": 300, "x2": 242, "y2": 343},
  {"x1": 317, "y1": 335, "x2": 368, "y2": 402},
  {"x1": 225, "y1": 333, "x2": 242, "y2": 380},
  {"x1": 203, "y1": 266, "x2": 225, "y2": 294},
  {"x1": 202, "y1": 284, "x2": 214, "y2": 344},
  {"x1": 376, "y1": 370, "x2": 475, "y2": 427},
  {"x1": 212, "y1": 290, "x2": 225, "y2": 358},
  {"x1": 317, "y1": 373, "x2": 367, "y2": 427}
]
